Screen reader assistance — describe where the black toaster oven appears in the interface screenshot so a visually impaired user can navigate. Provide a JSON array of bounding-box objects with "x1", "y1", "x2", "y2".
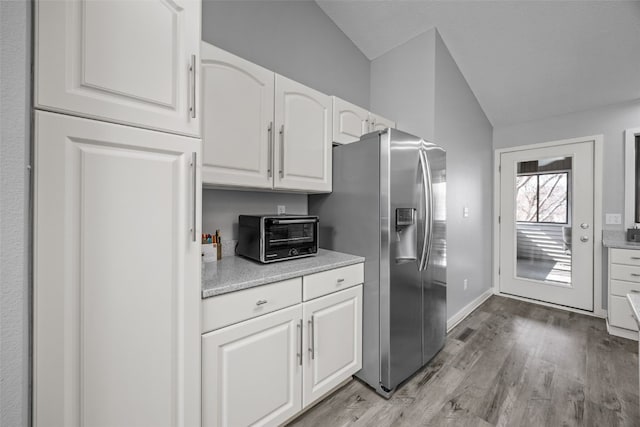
[{"x1": 237, "y1": 214, "x2": 319, "y2": 263}]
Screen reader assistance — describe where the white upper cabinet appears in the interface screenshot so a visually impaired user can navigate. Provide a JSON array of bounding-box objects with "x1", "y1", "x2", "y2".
[
  {"x1": 369, "y1": 112, "x2": 396, "y2": 132},
  {"x1": 274, "y1": 75, "x2": 332, "y2": 193},
  {"x1": 33, "y1": 111, "x2": 201, "y2": 427},
  {"x1": 332, "y1": 96, "x2": 370, "y2": 144},
  {"x1": 35, "y1": 0, "x2": 201, "y2": 137},
  {"x1": 200, "y1": 42, "x2": 274, "y2": 189}
]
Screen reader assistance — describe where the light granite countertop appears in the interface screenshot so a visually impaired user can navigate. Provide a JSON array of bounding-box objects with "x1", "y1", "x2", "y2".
[
  {"x1": 202, "y1": 249, "x2": 365, "y2": 298},
  {"x1": 602, "y1": 230, "x2": 640, "y2": 250},
  {"x1": 627, "y1": 293, "x2": 640, "y2": 329}
]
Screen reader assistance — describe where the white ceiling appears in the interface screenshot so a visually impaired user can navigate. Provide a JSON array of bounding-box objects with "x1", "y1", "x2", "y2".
[{"x1": 315, "y1": 0, "x2": 640, "y2": 127}]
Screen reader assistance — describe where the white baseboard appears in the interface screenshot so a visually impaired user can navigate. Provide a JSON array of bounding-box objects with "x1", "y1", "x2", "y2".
[
  {"x1": 447, "y1": 288, "x2": 493, "y2": 332},
  {"x1": 606, "y1": 318, "x2": 639, "y2": 341}
]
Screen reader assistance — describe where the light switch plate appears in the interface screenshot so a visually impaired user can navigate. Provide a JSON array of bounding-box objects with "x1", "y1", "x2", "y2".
[{"x1": 605, "y1": 213, "x2": 622, "y2": 225}]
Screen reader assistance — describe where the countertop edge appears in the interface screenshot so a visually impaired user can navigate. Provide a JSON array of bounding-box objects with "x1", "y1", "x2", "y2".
[{"x1": 201, "y1": 255, "x2": 365, "y2": 299}]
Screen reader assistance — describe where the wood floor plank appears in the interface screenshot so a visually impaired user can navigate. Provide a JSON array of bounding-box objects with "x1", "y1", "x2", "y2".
[{"x1": 287, "y1": 296, "x2": 639, "y2": 427}]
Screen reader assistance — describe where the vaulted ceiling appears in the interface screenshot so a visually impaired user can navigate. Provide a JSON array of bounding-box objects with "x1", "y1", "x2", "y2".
[{"x1": 316, "y1": 0, "x2": 640, "y2": 127}]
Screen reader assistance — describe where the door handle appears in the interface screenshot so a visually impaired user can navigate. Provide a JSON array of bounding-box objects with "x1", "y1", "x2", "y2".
[
  {"x1": 580, "y1": 223, "x2": 589, "y2": 229},
  {"x1": 580, "y1": 236, "x2": 589, "y2": 243},
  {"x1": 189, "y1": 54, "x2": 196, "y2": 119},
  {"x1": 190, "y1": 152, "x2": 197, "y2": 242},
  {"x1": 308, "y1": 316, "x2": 315, "y2": 360},
  {"x1": 297, "y1": 320, "x2": 303, "y2": 366},
  {"x1": 267, "y1": 122, "x2": 273, "y2": 178},
  {"x1": 418, "y1": 149, "x2": 433, "y2": 271}
]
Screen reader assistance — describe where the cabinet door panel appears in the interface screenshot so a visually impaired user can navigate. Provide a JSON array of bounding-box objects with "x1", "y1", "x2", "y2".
[
  {"x1": 202, "y1": 305, "x2": 303, "y2": 427},
  {"x1": 303, "y1": 285, "x2": 362, "y2": 407},
  {"x1": 33, "y1": 111, "x2": 201, "y2": 427},
  {"x1": 200, "y1": 42, "x2": 274, "y2": 188},
  {"x1": 369, "y1": 112, "x2": 396, "y2": 132},
  {"x1": 36, "y1": 0, "x2": 200, "y2": 136},
  {"x1": 275, "y1": 75, "x2": 332, "y2": 192},
  {"x1": 333, "y1": 97, "x2": 369, "y2": 144}
]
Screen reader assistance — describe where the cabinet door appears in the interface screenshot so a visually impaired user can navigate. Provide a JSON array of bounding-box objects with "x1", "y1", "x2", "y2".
[
  {"x1": 302, "y1": 285, "x2": 362, "y2": 408},
  {"x1": 332, "y1": 96, "x2": 369, "y2": 144},
  {"x1": 35, "y1": 0, "x2": 201, "y2": 137},
  {"x1": 202, "y1": 305, "x2": 303, "y2": 427},
  {"x1": 274, "y1": 75, "x2": 332, "y2": 193},
  {"x1": 200, "y1": 42, "x2": 275, "y2": 189},
  {"x1": 369, "y1": 112, "x2": 396, "y2": 132},
  {"x1": 33, "y1": 111, "x2": 201, "y2": 427}
]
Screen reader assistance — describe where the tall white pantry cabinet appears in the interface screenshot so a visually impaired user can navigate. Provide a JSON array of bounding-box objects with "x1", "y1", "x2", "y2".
[{"x1": 33, "y1": 1, "x2": 203, "y2": 426}]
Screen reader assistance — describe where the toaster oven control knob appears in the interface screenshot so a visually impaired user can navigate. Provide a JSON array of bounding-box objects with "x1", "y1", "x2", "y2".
[{"x1": 289, "y1": 248, "x2": 299, "y2": 256}]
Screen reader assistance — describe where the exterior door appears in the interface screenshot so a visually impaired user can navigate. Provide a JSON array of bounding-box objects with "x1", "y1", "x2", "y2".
[
  {"x1": 33, "y1": 111, "x2": 201, "y2": 427},
  {"x1": 332, "y1": 96, "x2": 369, "y2": 144},
  {"x1": 369, "y1": 113, "x2": 396, "y2": 132},
  {"x1": 274, "y1": 75, "x2": 332, "y2": 192},
  {"x1": 499, "y1": 141, "x2": 594, "y2": 310},
  {"x1": 302, "y1": 286, "x2": 362, "y2": 407},
  {"x1": 200, "y1": 42, "x2": 275, "y2": 188},
  {"x1": 202, "y1": 305, "x2": 303, "y2": 427},
  {"x1": 35, "y1": 0, "x2": 201, "y2": 136}
]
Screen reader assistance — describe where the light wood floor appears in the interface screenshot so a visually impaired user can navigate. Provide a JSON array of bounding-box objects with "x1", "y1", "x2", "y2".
[{"x1": 288, "y1": 295, "x2": 639, "y2": 426}]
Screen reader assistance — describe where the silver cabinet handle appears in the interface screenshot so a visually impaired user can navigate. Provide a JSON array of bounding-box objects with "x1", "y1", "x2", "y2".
[
  {"x1": 580, "y1": 236, "x2": 589, "y2": 243},
  {"x1": 630, "y1": 290, "x2": 640, "y2": 293},
  {"x1": 337, "y1": 278, "x2": 345, "y2": 284},
  {"x1": 631, "y1": 257, "x2": 640, "y2": 260},
  {"x1": 267, "y1": 122, "x2": 273, "y2": 178},
  {"x1": 190, "y1": 152, "x2": 197, "y2": 242},
  {"x1": 308, "y1": 316, "x2": 315, "y2": 360},
  {"x1": 256, "y1": 299, "x2": 268, "y2": 306},
  {"x1": 370, "y1": 119, "x2": 376, "y2": 132},
  {"x1": 189, "y1": 54, "x2": 196, "y2": 118},
  {"x1": 279, "y1": 125, "x2": 284, "y2": 178},
  {"x1": 297, "y1": 319, "x2": 303, "y2": 366},
  {"x1": 631, "y1": 273, "x2": 640, "y2": 277}
]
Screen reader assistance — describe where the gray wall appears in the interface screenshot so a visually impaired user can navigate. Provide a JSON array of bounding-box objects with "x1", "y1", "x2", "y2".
[
  {"x1": 370, "y1": 29, "x2": 494, "y2": 321},
  {"x1": 370, "y1": 30, "x2": 435, "y2": 141},
  {"x1": 0, "y1": 1, "x2": 31, "y2": 426},
  {"x1": 433, "y1": 32, "x2": 494, "y2": 319},
  {"x1": 202, "y1": 190, "x2": 307, "y2": 241},
  {"x1": 202, "y1": 0, "x2": 371, "y2": 108},
  {"x1": 493, "y1": 98, "x2": 640, "y2": 311}
]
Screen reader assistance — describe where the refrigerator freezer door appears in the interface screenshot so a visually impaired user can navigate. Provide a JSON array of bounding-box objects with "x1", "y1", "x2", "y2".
[
  {"x1": 381, "y1": 129, "x2": 425, "y2": 391},
  {"x1": 422, "y1": 144, "x2": 447, "y2": 365}
]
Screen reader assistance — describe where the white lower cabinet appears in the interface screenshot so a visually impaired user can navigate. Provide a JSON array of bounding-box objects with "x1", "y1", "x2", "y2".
[
  {"x1": 202, "y1": 305, "x2": 303, "y2": 427},
  {"x1": 201, "y1": 272, "x2": 363, "y2": 427},
  {"x1": 302, "y1": 285, "x2": 363, "y2": 407},
  {"x1": 607, "y1": 247, "x2": 640, "y2": 339}
]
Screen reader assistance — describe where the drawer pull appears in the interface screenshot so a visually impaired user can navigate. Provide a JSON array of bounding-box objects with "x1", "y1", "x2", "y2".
[
  {"x1": 256, "y1": 299, "x2": 268, "y2": 306},
  {"x1": 337, "y1": 278, "x2": 345, "y2": 283},
  {"x1": 631, "y1": 257, "x2": 640, "y2": 260},
  {"x1": 631, "y1": 274, "x2": 640, "y2": 277},
  {"x1": 631, "y1": 290, "x2": 640, "y2": 294}
]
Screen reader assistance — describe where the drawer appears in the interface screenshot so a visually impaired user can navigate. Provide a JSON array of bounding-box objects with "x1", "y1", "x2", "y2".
[
  {"x1": 610, "y1": 264, "x2": 640, "y2": 283},
  {"x1": 303, "y1": 263, "x2": 364, "y2": 301},
  {"x1": 609, "y1": 295, "x2": 639, "y2": 331},
  {"x1": 611, "y1": 248, "x2": 640, "y2": 267},
  {"x1": 202, "y1": 278, "x2": 302, "y2": 333},
  {"x1": 610, "y1": 279, "x2": 640, "y2": 297}
]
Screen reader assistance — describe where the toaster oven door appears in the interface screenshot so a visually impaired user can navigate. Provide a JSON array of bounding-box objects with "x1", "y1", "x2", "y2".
[{"x1": 263, "y1": 218, "x2": 318, "y2": 260}]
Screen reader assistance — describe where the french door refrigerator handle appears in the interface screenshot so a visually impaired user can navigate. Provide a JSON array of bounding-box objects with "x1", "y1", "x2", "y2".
[{"x1": 418, "y1": 150, "x2": 433, "y2": 271}]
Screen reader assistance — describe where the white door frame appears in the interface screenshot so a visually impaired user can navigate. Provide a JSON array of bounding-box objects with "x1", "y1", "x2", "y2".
[{"x1": 493, "y1": 135, "x2": 605, "y2": 318}]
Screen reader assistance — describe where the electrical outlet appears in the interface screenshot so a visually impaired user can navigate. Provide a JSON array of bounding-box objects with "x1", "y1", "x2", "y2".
[
  {"x1": 463, "y1": 278, "x2": 468, "y2": 290},
  {"x1": 605, "y1": 213, "x2": 621, "y2": 225},
  {"x1": 463, "y1": 207, "x2": 469, "y2": 218},
  {"x1": 277, "y1": 205, "x2": 286, "y2": 215}
]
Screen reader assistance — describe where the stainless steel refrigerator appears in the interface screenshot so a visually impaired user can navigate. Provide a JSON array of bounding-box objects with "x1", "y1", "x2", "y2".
[{"x1": 309, "y1": 128, "x2": 446, "y2": 398}]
